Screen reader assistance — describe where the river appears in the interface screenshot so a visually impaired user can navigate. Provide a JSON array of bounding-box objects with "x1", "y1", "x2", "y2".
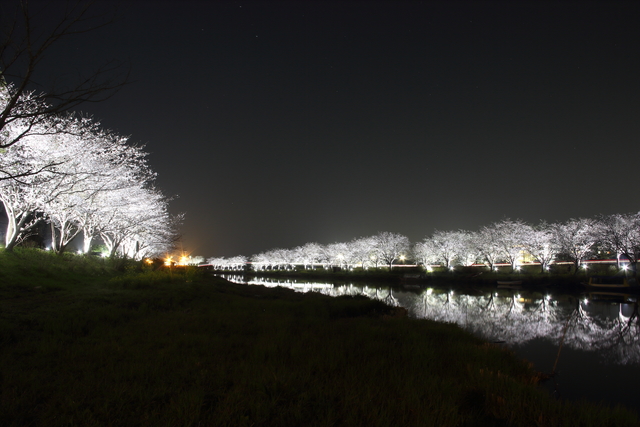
[{"x1": 219, "y1": 274, "x2": 640, "y2": 413}]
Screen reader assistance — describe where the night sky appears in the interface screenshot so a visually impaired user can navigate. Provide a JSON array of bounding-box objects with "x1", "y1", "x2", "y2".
[{"x1": 37, "y1": 0, "x2": 640, "y2": 258}]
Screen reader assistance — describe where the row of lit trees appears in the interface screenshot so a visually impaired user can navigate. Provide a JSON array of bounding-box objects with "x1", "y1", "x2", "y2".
[
  {"x1": 208, "y1": 215, "x2": 640, "y2": 275},
  {"x1": 0, "y1": 3, "x2": 179, "y2": 258},
  {"x1": 209, "y1": 232, "x2": 410, "y2": 271},
  {"x1": 0, "y1": 83, "x2": 180, "y2": 258}
]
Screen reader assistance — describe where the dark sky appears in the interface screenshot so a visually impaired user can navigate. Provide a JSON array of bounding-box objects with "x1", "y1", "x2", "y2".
[{"x1": 36, "y1": 0, "x2": 640, "y2": 258}]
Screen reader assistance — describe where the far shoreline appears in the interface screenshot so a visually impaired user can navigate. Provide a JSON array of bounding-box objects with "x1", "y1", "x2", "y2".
[{"x1": 207, "y1": 267, "x2": 602, "y2": 292}]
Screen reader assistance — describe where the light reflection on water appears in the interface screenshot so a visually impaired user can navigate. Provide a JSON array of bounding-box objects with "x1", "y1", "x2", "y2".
[{"x1": 220, "y1": 274, "x2": 640, "y2": 411}]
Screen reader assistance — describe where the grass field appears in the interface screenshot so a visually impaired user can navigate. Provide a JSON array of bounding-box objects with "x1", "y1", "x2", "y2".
[{"x1": 0, "y1": 249, "x2": 638, "y2": 426}]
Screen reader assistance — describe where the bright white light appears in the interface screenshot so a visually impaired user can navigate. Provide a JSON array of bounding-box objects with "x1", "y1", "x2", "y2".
[
  {"x1": 622, "y1": 264, "x2": 629, "y2": 271},
  {"x1": 426, "y1": 288, "x2": 433, "y2": 295},
  {"x1": 77, "y1": 250, "x2": 82, "y2": 255},
  {"x1": 101, "y1": 252, "x2": 108, "y2": 258}
]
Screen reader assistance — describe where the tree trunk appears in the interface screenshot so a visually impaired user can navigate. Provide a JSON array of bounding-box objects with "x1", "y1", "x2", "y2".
[
  {"x1": 4, "y1": 211, "x2": 39, "y2": 251},
  {"x1": 82, "y1": 234, "x2": 93, "y2": 254},
  {"x1": 4, "y1": 215, "x2": 18, "y2": 251},
  {"x1": 50, "y1": 222, "x2": 60, "y2": 253}
]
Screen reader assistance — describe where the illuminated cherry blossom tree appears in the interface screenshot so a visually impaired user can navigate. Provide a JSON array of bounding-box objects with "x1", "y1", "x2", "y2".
[
  {"x1": 324, "y1": 242, "x2": 352, "y2": 268},
  {"x1": 371, "y1": 231, "x2": 410, "y2": 270},
  {"x1": 594, "y1": 213, "x2": 640, "y2": 276},
  {"x1": 0, "y1": 180, "x2": 46, "y2": 250},
  {"x1": 70, "y1": 133, "x2": 158, "y2": 256},
  {"x1": 211, "y1": 255, "x2": 248, "y2": 270},
  {"x1": 456, "y1": 231, "x2": 480, "y2": 267},
  {"x1": 97, "y1": 185, "x2": 177, "y2": 259},
  {"x1": 290, "y1": 243, "x2": 320, "y2": 269},
  {"x1": 0, "y1": 144, "x2": 51, "y2": 249},
  {"x1": 117, "y1": 197, "x2": 179, "y2": 260},
  {"x1": 425, "y1": 230, "x2": 472, "y2": 269},
  {"x1": 348, "y1": 236, "x2": 377, "y2": 269},
  {"x1": 474, "y1": 224, "x2": 503, "y2": 270},
  {"x1": 488, "y1": 219, "x2": 529, "y2": 270},
  {"x1": 0, "y1": 117, "x2": 96, "y2": 249},
  {"x1": 249, "y1": 251, "x2": 270, "y2": 270},
  {"x1": 554, "y1": 218, "x2": 596, "y2": 273},
  {"x1": 412, "y1": 238, "x2": 439, "y2": 269},
  {"x1": 522, "y1": 222, "x2": 560, "y2": 273},
  {"x1": 251, "y1": 248, "x2": 294, "y2": 270}
]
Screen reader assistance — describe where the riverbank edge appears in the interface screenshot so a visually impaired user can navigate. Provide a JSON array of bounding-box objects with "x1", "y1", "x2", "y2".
[{"x1": 212, "y1": 269, "x2": 593, "y2": 291}]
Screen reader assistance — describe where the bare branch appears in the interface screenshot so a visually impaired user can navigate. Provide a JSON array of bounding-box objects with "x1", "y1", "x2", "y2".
[{"x1": 0, "y1": 0, "x2": 129, "y2": 148}]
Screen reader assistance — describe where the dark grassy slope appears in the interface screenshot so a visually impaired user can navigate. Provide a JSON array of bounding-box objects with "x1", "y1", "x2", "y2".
[{"x1": 0, "y1": 249, "x2": 637, "y2": 426}]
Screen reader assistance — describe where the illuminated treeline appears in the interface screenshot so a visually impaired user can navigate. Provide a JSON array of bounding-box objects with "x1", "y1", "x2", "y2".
[
  {"x1": 0, "y1": 84, "x2": 180, "y2": 258},
  {"x1": 209, "y1": 215, "x2": 640, "y2": 273}
]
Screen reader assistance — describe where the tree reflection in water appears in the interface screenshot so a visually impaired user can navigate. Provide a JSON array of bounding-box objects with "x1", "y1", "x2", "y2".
[{"x1": 220, "y1": 275, "x2": 640, "y2": 365}]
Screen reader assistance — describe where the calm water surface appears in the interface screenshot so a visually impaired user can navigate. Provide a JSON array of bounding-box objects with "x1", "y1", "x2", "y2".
[{"x1": 220, "y1": 274, "x2": 640, "y2": 413}]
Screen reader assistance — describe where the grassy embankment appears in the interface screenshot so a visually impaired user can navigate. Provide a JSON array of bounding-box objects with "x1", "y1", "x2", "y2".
[{"x1": 0, "y1": 249, "x2": 638, "y2": 426}]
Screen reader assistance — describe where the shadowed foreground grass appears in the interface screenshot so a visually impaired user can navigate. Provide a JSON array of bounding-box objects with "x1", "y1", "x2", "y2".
[{"x1": 0, "y1": 250, "x2": 638, "y2": 426}]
